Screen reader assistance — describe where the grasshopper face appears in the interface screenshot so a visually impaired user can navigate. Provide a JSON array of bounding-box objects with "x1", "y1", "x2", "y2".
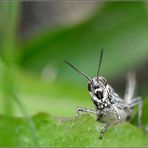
[
  {"x1": 88, "y1": 76, "x2": 107, "y2": 99},
  {"x1": 88, "y1": 76, "x2": 109, "y2": 110}
]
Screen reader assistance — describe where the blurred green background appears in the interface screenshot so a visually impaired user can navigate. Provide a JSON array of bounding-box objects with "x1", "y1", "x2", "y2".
[
  {"x1": 0, "y1": 1, "x2": 148, "y2": 117},
  {"x1": 0, "y1": 1, "x2": 148, "y2": 146}
]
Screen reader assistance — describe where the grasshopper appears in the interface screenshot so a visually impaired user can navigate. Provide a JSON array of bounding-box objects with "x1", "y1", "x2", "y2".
[{"x1": 65, "y1": 49, "x2": 142, "y2": 139}]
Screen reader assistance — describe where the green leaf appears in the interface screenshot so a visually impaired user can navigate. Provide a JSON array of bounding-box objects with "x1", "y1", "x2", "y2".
[
  {"x1": 0, "y1": 2, "x2": 22, "y2": 146},
  {"x1": 0, "y1": 113, "x2": 146, "y2": 146}
]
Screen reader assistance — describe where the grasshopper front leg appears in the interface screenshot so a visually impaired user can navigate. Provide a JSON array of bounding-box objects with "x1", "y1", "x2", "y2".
[
  {"x1": 99, "y1": 106, "x2": 121, "y2": 139},
  {"x1": 76, "y1": 107, "x2": 97, "y2": 117}
]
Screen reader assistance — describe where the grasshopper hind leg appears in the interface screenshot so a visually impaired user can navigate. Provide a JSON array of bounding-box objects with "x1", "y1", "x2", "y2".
[
  {"x1": 124, "y1": 72, "x2": 143, "y2": 127},
  {"x1": 127, "y1": 97, "x2": 143, "y2": 127},
  {"x1": 124, "y1": 71, "x2": 136, "y2": 104}
]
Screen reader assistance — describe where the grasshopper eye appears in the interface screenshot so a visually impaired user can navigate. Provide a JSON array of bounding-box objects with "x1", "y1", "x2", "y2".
[
  {"x1": 94, "y1": 85, "x2": 99, "y2": 89},
  {"x1": 100, "y1": 76, "x2": 107, "y2": 86},
  {"x1": 88, "y1": 83, "x2": 91, "y2": 91}
]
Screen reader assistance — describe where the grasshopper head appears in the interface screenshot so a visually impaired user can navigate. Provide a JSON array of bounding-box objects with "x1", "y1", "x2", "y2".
[{"x1": 88, "y1": 76, "x2": 107, "y2": 99}]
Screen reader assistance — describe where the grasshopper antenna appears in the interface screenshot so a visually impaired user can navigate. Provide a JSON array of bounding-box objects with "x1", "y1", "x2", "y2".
[
  {"x1": 97, "y1": 49, "x2": 104, "y2": 80},
  {"x1": 64, "y1": 60, "x2": 91, "y2": 81}
]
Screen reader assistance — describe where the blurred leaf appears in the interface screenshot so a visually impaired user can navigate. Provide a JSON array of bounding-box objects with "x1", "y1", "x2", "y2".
[
  {"x1": 0, "y1": 66, "x2": 91, "y2": 116},
  {"x1": 0, "y1": 1, "x2": 20, "y2": 115},
  {"x1": 0, "y1": 1, "x2": 21, "y2": 146},
  {"x1": 18, "y1": 2, "x2": 148, "y2": 82},
  {"x1": 0, "y1": 1, "x2": 20, "y2": 64},
  {"x1": 0, "y1": 2, "x2": 39, "y2": 146}
]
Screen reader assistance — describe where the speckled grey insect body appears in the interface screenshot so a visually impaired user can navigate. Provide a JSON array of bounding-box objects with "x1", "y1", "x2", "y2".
[{"x1": 65, "y1": 49, "x2": 142, "y2": 139}]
